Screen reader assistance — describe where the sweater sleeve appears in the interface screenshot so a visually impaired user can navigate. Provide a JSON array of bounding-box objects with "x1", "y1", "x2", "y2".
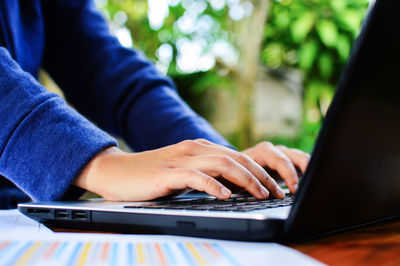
[
  {"x1": 0, "y1": 47, "x2": 117, "y2": 202},
  {"x1": 41, "y1": 0, "x2": 233, "y2": 152}
]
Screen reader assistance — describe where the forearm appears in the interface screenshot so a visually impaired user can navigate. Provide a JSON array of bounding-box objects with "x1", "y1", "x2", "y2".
[
  {"x1": 0, "y1": 47, "x2": 117, "y2": 202},
  {"x1": 124, "y1": 85, "x2": 233, "y2": 151},
  {"x1": 42, "y1": 0, "x2": 232, "y2": 151}
]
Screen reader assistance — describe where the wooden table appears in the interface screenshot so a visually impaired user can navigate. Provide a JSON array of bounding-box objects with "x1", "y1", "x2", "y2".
[
  {"x1": 52, "y1": 219, "x2": 400, "y2": 265},
  {"x1": 289, "y1": 219, "x2": 400, "y2": 265}
]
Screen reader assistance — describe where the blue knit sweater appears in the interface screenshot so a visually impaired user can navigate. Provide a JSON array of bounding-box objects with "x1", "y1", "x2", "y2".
[{"x1": 0, "y1": 0, "x2": 231, "y2": 209}]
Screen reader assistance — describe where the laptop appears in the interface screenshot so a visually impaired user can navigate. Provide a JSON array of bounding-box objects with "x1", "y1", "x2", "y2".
[{"x1": 18, "y1": 0, "x2": 400, "y2": 241}]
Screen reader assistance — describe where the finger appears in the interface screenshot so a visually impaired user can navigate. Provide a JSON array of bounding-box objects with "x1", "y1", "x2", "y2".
[
  {"x1": 276, "y1": 145, "x2": 310, "y2": 174},
  {"x1": 170, "y1": 155, "x2": 271, "y2": 199},
  {"x1": 194, "y1": 138, "x2": 214, "y2": 145},
  {"x1": 252, "y1": 142, "x2": 299, "y2": 194},
  {"x1": 165, "y1": 168, "x2": 232, "y2": 200},
  {"x1": 176, "y1": 139, "x2": 234, "y2": 156},
  {"x1": 173, "y1": 139, "x2": 284, "y2": 198},
  {"x1": 188, "y1": 140, "x2": 285, "y2": 198}
]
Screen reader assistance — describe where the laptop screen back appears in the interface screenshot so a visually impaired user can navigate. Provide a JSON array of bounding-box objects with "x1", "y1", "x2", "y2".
[{"x1": 285, "y1": 0, "x2": 400, "y2": 239}]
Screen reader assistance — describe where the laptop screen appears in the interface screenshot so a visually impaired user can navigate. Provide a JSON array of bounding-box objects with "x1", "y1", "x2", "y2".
[{"x1": 286, "y1": 0, "x2": 400, "y2": 238}]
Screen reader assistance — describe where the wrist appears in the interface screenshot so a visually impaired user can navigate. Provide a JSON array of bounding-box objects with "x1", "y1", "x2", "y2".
[{"x1": 73, "y1": 146, "x2": 123, "y2": 196}]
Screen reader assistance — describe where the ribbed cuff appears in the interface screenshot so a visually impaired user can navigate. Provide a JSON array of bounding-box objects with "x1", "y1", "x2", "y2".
[{"x1": 0, "y1": 97, "x2": 117, "y2": 202}]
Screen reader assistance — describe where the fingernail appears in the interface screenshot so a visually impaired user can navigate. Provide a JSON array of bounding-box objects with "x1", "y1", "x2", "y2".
[
  {"x1": 277, "y1": 187, "x2": 285, "y2": 198},
  {"x1": 261, "y1": 187, "x2": 269, "y2": 198},
  {"x1": 293, "y1": 184, "x2": 298, "y2": 192},
  {"x1": 220, "y1": 187, "x2": 231, "y2": 198}
]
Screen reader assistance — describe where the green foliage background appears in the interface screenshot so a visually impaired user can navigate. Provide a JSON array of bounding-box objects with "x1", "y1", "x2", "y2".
[
  {"x1": 99, "y1": 0, "x2": 370, "y2": 152},
  {"x1": 263, "y1": 0, "x2": 369, "y2": 151}
]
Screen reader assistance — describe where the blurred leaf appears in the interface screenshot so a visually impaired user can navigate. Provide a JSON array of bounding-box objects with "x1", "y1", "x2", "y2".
[
  {"x1": 318, "y1": 83, "x2": 335, "y2": 114},
  {"x1": 305, "y1": 81, "x2": 321, "y2": 109},
  {"x1": 338, "y1": 10, "x2": 363, "y2": 35},
  {"x1": 291, "y1": 11, "x2": 316, "y2": 42},
  {"x1": 298, "y1": 40, "x2": 318, "y2": 70},
  {"x1": 318, "y1": 53, "x2": 333, "y2": 78},
  {"x1": 316, "y1": 19, "x2": 338, "y2": 47},
  {"x1": 262, "y1": 43, "x2": 285, "y2": 69},
  {"x1": 336, "y1": 35, "x2": 351, "y2": 61},
  {"x1": 275, "y1": 9, "x2": 291, "y2": 30},
  {"x1": 330, "y1": 0, "x2": 346, "y2": 13}
]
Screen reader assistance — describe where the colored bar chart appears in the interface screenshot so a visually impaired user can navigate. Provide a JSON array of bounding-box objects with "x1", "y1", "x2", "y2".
[{"x1": 0, "y1": 239, "x2": 239, "y2": 266}]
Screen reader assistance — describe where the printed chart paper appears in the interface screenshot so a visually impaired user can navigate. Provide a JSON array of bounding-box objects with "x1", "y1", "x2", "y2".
[
  {"x1": 0, "y1": 209, "x2": 52, "y2": 234},
  {"x1": 0, "y1": 233, "x2": 323, "y2": 266}
]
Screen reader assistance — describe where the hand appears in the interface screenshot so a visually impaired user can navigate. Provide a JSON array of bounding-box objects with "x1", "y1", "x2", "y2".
[
  {"x1": 74, "y1": 139, "x2": 285, "y2": 202},
  {"x1": 242, "y1": 142, "x2": 310, "y2": 194}
]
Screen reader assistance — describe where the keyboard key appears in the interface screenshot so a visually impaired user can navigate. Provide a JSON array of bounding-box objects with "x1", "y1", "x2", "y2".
[{"x1": 124, "y1": 195, "x2": 294, "y2": 212}]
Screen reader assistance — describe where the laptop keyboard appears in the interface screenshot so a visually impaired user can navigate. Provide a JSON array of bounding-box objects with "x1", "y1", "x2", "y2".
[{"x1": 124, "y1": 195, "x2": 294, "y2": 212}]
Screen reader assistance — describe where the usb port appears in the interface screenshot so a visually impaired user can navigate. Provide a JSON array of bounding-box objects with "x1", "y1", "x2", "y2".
[
  {"x1": 72, "y1": 211, "x2": 87, "y2": 221},
  {"x1": 55, "y1": 210, "x2": 68, "y2": 219},
  {"x1": 27, "y1": 208, "x2": 51, "y2": 214}
]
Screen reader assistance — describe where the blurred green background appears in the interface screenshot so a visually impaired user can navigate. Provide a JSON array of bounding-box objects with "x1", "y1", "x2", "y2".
[{"x1": 94, "y1": 0, "x2": 370, "y2": 152}]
